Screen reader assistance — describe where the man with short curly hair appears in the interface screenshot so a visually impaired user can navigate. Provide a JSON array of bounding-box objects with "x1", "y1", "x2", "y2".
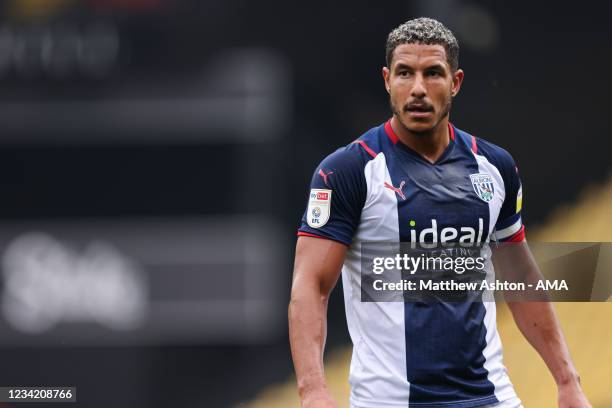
[{"x1": 289, "y1": 17, "x2": 591, "y2": 408}]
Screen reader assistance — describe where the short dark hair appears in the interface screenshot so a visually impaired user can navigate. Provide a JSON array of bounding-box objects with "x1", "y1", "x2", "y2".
[{"x1": 386, "y1": 17, "x2": 459, "y2": 71}]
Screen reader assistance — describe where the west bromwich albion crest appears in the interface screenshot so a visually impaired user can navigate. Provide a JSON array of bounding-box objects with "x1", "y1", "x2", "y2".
[{"x1": 470, "y1": 173, "x2": 495, "y2": 202}]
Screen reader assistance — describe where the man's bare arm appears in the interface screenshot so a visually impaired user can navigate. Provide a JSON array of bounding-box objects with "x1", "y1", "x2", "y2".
[
  {"x1": 289, "y1": 236, "x2": 347, "y2": 408},
  {"x1": 493, "y1": 240, "x2": 591, "y2": 408}
]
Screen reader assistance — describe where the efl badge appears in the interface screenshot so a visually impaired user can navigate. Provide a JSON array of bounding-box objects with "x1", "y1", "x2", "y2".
[
  {"x1": 470, "y1": 173, "x2": 495, "y2": 202},
  {"x1": 307, "y1": 189, "x2": 332, "y2": 228}
]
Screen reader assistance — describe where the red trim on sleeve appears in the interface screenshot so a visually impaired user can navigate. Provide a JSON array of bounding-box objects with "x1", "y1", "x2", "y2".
[
  {"x1": 471, "y1": 135, "x2": 478, "y2": 154},
  {"x1": 352, "y1": 140, "x2": 378, "y2": 158},
  {"x1": 448, "y1": 122, "x2": 455, "y2": 141},
  {"x1": 296, "y1": 231, "x2": 349, "y2": 246},
  {"x1": 384, "y1": 120, "x2": 399, "y2": 144},
  {"x1": 507, "y1": 225, "x2": 525, "y2": 242},
  {"x1": 297, "y1": 231, "x2": 326, "y2": 239}
]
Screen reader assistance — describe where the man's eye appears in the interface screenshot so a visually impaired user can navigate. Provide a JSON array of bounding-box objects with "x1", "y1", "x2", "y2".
[
  {"x1": 399, "y1": 71, "x2": 409, "y2": 77},
  {"x1": 427, "y1": 71, "x2": 441, "y2": 77}
]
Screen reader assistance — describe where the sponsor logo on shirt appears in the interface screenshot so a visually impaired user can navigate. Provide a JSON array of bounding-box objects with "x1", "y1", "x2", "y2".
[{"x1": 408, "y1": 218, "x2": 484, "y2": 247}]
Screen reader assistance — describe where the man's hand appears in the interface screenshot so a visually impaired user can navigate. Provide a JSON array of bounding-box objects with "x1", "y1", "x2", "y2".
[
  {"x1": 301, "y1": 388, "x2": 338, "y2": 408},
  {"x1": 558, "y1": 380, "x2": 592, "y2": 408}
]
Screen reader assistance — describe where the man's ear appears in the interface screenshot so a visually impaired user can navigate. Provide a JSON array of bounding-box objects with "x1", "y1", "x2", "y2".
[
  {"x1": 382, "y1": 66, "x2": 390, "y2": 93},
  {"x1": 451, "y1": 68, "x2": 464, "y2": 97}
]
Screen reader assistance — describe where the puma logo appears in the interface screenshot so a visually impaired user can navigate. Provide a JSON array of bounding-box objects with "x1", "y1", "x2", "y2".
[
  {"x1": 318, "y1": 169, "x2": 334, "y2": 186},
  {"x1": 384, "y1": 180, "x2": 406, "y2": 200}
]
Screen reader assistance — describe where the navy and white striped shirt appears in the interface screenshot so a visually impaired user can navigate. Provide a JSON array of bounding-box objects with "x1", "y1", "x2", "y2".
[{"x1": 298, "y1": 120, "x2": 524, "y2": 407}]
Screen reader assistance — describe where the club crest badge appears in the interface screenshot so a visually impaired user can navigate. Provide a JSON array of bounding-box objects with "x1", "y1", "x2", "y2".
[
  {"x1": 470, "y1": 173, "x2": 495, "y2": 202},
  {"x1": 307, "y1": 189, "x2": 332, "y2": 228}
]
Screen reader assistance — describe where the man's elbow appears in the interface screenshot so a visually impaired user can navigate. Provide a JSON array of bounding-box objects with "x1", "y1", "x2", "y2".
[{"x1": 289, "y1": 279, "x2": 329, "y2": 312}]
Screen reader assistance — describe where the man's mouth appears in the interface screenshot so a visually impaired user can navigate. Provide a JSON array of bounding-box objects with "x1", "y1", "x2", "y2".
[
  {"x1": 405, "y1": 104, "x2": 433, "y2": 113},
  {"x1": 405, "y1": 104, "x2": 434, "y2": 118}
]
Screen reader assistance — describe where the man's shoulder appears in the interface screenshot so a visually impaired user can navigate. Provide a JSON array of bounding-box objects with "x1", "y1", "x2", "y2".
[
  {"x1": 454, "y1": 125, "x2": 516, "y2": 170},
  {"x1": 318, "y1": 123, "x2": 385, "y2": 170}
]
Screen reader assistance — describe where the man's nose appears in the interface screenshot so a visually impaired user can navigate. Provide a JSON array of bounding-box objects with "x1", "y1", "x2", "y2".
[{"x1": 411, "y1": 73, "x2": 427, "y2": 98}]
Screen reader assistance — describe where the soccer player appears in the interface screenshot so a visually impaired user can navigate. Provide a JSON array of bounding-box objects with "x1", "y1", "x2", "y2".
[{"x1": 289, "y1": 18, "x2": 592, "y2": 408}]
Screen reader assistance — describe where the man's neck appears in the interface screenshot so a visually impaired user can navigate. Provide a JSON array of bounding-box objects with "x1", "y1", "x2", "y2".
[{"x1": 390, "y1": 115, "x2": 450, "y2": 164}]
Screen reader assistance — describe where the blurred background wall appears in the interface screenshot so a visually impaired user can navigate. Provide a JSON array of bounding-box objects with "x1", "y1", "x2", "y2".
[{"x1": 0, "y1": 0, "x2": 610, "y2": 407}]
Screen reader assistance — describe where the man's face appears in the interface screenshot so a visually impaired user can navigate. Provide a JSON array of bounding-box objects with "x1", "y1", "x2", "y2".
[{"x1": 383, "y1": 43, "x2": 463, "y2": 134}]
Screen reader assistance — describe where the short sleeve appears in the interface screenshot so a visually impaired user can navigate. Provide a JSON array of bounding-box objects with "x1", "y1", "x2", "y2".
[
  {"x1": 297, "y1": 145, "x2": 368, "y2": 246},
  {"x1": 492, "y1": 154, "x2": 525, "y2": 242}
]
